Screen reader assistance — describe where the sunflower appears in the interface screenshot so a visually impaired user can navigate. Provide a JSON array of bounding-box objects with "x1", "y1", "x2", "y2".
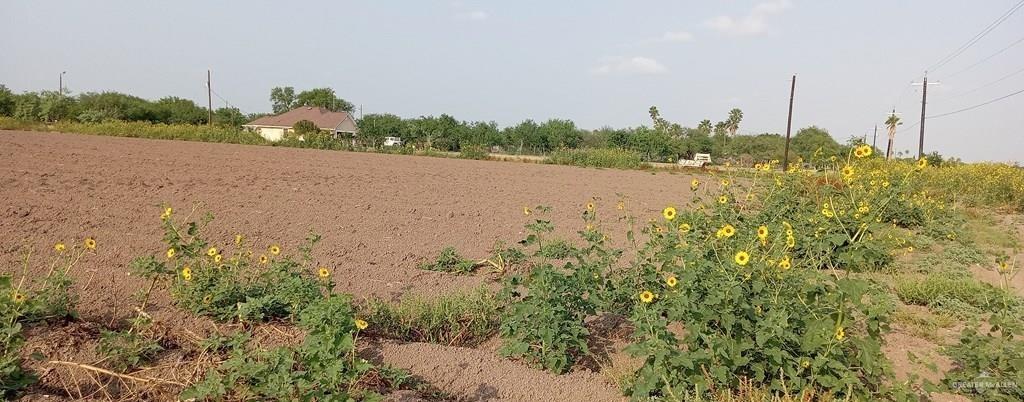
[
  {"x1": 662, "y1": 206, "x2": 677, "y2": 221},
  {"x1": 207, "y1": 247, "x2": 218, "y2": 257},
  {"x1": 11, "y1": 292, "x2": 26, "y2": 304},
  {"x1": 214, "y1": 254, "x2": 222, "y2": 263},
  {"x1": 854, "y1": 147, "x2": 865, "y2": 158},
  {"x1": 181, "y1": 267, "x2": 193, "y2": 281},
  {"x1": 997, "y1": 261, "x2": 1010, "y2": 273},
  {"x1": 916, "y1": 158, "x2": 928, "y2": 169},
  {"x1": 778, "y1": 256, "x2": 792, "y2": 270},
  {"x1": 523, "y1": 206, "x2": 532, "y2": 216},
  {"x1": 859, "y1": 145, "x2": 873, "y2": 157},
  {"x1": 821, "y1": 209, "x2": 834, "y2": 218},
  {"x1": 54, "y1": 243, "x2": 66, "y2": 252},
  {"x1": 858, "y1": 205, "x2": 869, "y2": 214},
  {"x1": 235, "y1": 234, "x2": 244, "y2": 246},
  {"x1": 721, "y1": 179, "x2": 730, "y2": 186},
  {"x1": 756, "y1": 225, "x2": 768, "y2": 244},
  {"x1": 734, "y1": 251, "x2": 750, "y2": 266},
  {"x1": 834, "y1": 326, "x2": 845, "y2": 341},
  {"x1": 690, "y1": 178, "x2": 700, "y2": 190},
  {"x1": 786, "y1": 235, "x2": 796, "y2": 249},
  {"x1": 259, "y1": 254, "x2": 269, "y2": 264},
  {"x1": 161, "y1": 207, "x2": 173, "y2": 220},
  {"x1": 718, "y1": 195, "x2": 728, "y2": 204},
  {"x1": 202, "y1": 295, "x2": 213, "y2": 304},
  {"x1": 678, "y1": 223, "x2": 691, "y2": 233},
  {"x1": 882, "y1": 180, "x2": 890, "y2": 188},
  {"x1": 665, "y1": 276, "x2": 678, "y2": 288},
  {"x1": 616, "y1": 201, "x2": 625, "y2": 210},
  {"x1": 318, "y1": 267, "x2": 331, "y2": 279},
  {"x1": 586, "y1": 202, "x2": 595, "y2": 212},
  {"x1": 269, "y1": 245, "x2": 281, "y2": 256},
  {"x1": 639, "y1": 290, "x2": 655, "y2": 303},
  {"x1": 801, "y1": 359, "x2": 811, "y2": 368},
  {"x1": 84, "y1": 238, "x2": 97, "y2": 250},
  {"x1": 721, "y1": 224, "x2": 736, "y2": 238},
  {"x1": 355, "y1": 319, "x2": 369, "y2": 330},
  {"x1": 166, "y1": 248, "x2": 176, "y2": 259},
  {"x1": 841, "y1": 166, "x2": 855, "y2": 179}
]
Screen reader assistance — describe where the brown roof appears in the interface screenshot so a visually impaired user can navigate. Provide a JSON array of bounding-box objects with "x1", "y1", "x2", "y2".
[{"x1": 245, "y1": 107, "x2": 357, "y2": 132}]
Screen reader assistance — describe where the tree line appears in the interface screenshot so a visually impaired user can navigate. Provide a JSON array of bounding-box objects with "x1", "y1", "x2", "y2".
[{"x1": 0, "y1": 83, "x2": 855, "y2": 164}]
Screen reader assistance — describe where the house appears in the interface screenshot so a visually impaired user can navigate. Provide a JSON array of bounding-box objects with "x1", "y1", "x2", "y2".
[{"x1": 243, "y1": 106, "x2": 358, "y2": 141}]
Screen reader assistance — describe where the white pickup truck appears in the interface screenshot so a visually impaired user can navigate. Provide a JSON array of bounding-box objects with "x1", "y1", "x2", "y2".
[{"x1": 677, "y1": 153, "x2": 711, "y2": 167}]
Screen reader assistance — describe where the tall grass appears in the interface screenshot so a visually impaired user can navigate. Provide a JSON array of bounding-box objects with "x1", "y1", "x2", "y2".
[
  {"x1": 547, "y1": 148, "x2": 646, "y2": 169},
  {"x1": 0, "y1": 117, "x2": 266, "y2": 145},
  {"x1": 359, "y1": 288, "x2": 501, "y2": 346}
]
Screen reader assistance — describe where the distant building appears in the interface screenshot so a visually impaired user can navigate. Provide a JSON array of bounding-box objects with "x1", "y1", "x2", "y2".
[{"x1": 243, "y1": 106, "x2": 358, "y2": 141}]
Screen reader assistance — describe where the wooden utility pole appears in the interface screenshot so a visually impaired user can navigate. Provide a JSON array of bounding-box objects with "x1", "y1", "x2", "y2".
[
  {"x1": 872, "y1": 125, "x2": 878, "y2": 149},
  {"x1": 207, "y1": 70, "x2": 213, "y2": 126},
  {"x1": 782, "y1": 75, "x2": 796, "y2": 171},
  {"x1": 918, "y1": 74, "x2": 927, "y2": 159}
]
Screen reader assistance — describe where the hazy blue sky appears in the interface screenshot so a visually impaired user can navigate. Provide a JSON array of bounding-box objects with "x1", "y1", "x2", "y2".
[{"x1": 2, "y1": 1, "x2": 1022, "y2": 162}]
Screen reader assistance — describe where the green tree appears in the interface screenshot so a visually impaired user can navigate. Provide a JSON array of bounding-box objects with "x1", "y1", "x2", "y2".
[
  {"x1": 884, "y1": 112, "x2": 902, "y2": 160},
  {"x1": 0, "y1": 85, "x2": 15, "y2": 116},
  {"x1": 270, "y1": 87, "x2": 296, "y2": 114},
  {"x1": 294, "y1": 88, "x2": 354, "y2": 112},
  {"x1": 791, "y1": 126, "x2": 843, "y2": 164},
  {"x1": 356, "y1": 113, "x2": 404, "y2": 147},
  {"x1": 293, "y1": 119, "x2": 320, "y2": 135},
  {"x1": 213, "y1": 107, "x2": 247, "y2": 127},
  {"x1": 697, "y1": 119, "x2": 712, "y2": 135},
  {"x1": 725, "y1": 108, "x2": 743, "y2": 136},
  {"x1": 151, "y1": 97, "x2": 207, "y2": 125},
  {"x1": 506, "y1": 120, "x2": 543, "y2": 154},
  {"x1": 13, "y1": 92, "x2": 41, "y2": 121},
  {"x1": 539, "y1": 119, "x2": 582, "y2": 150}
]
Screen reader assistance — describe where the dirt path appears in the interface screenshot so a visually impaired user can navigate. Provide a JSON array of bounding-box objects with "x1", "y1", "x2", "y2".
[{"x1": 364, "y1": 340, "x2": 624, "y2": 402}]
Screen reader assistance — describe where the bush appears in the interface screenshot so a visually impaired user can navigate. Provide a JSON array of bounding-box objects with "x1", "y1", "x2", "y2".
[
  {"x1": 183, "y1": 295, "x2": 379, "y2": 400},
  {"x1": 418, "y1": 246, "x2": 477, "y2": 274},
  {"x1": 0, "y1": 117, "x2": 266, "y2": 144},
  {"x1": 361, "y1": 288, "x2": 500, "y2": 346},
  {"x1": 459, "y1": 145, "x2": 489, "y2": 160},
  {"x1": 130, "y1": 207, "x2": 329, "y2": 323},
  {"x1": 943, "y1": 312, "x2": 1024, "y2": 400},
  {"x1": 547, "y1": 148, "x2": 646, "y2": 169}
]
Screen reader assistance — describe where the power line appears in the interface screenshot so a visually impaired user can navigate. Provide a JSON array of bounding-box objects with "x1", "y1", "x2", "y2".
[
  {"x1": 943, "y1": 34, "x2": 1024, "y2": 79},
  {"x1": 947, "y1": 65, "x2": 1024, "y2": 99},
  {"x1": 926, "y1": 0, "x2": 1024, "y2": 73},
  {"x1": 926, "y1": 87, "x2": 1024, "y2": 119}
]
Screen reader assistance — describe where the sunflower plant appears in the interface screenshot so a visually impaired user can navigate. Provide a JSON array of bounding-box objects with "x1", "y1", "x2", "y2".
[{"x1": 131, "y1": 206, "x2": 329, "y2": 322}]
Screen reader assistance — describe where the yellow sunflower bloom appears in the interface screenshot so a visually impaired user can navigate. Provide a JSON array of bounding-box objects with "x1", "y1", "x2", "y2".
[
  {"x1": 779, "y1": 256, "x2": 792, "y2": 270},
  {"x1": 916, "y1": 158, "x2": 928, "y2": 169},
  {"x1": 835, "y1": 326, "x2": 845, "y2": 341},
  {"x1": 721, "y1": 224, "x2": 736, "y2": 238},
  {"x1": 259, "y1": 254, "x2": 269, "y2": 264},
  {"x1": 678, "y1": 223, "x2": 691, "y2": 233},
  {"x1": 616, "y1": 201, "x2": 625, "y2": 210},
  {"x1": 639, "y1": 290, "x2": 655, "y2": 303},
  {"x1": 181, "y1": 267, "x2": 193, "y2": 281},
  {"x1": 666, "y1": 276, "x2": 678, "y2": 288},
  {"x1": 734, "y1": 251, "x2": 750, "y2": 266},
  {"x1": 54, "y1": 243, "x2": 66, "y2": 252},
  {"x1": 662, "y1": 206, "x2": 677, "y2": 221},
  {"x1": 355, "y1": 319, "x2": 369, "y2": 330},
  {"x1": 235, "y1": 234, "x2": 243, "y2": 246},
  {"x1": 269, "y1": 245, "x2": 281, "y2": 256},
  {"x1": 214, "y1": 254, "x2": 222, "y2": 263},
  {"x1": 523, "y1": 206, "x2": 532, "y2": 216},
  {"x1": 757, "y1": 225, "x2": 768, "y2": 243},
  {"x1": 690, "y1": 178, "x2": 700, "y2": 190},
  {"x1": 721, "y1": 179, "x2": 730, "y2": 186},
  {"x1": 166, "y1": 248, "x2": 176, "y2": 259},
  {"x1": 84, "y1": 238, "x2": 97, "y2": 250},
  {"x1": 318, "y1": 267, "x2": 331, "y2": 279},
  {"x1": 841, "y1": 166, "x2": 855, "y2": 179},
  {"x1": 11, "y1": 292, "x2": 26, "y2": 304},
  {"x1": 586, "y1": 202, "x2": 595, "y2": 212},
  {"x1": 718, "y1": 195, "x2": 728, "y2": 204},
  {"x1": 207, "y1": 247, "x2": 218, "y2": 257}
]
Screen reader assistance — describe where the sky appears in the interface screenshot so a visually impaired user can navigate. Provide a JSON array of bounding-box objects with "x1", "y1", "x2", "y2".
[{"x1": 1, "y1": 0, "x2": 1023, "y2": 162}]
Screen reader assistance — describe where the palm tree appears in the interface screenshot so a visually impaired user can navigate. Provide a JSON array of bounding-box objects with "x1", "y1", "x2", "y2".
[
  {"x1": 725, "y1": 108, "x2": 743, "y2": 136},
  {"x1": 884, "y1": 110, "x2": 902, "y2": 160}
]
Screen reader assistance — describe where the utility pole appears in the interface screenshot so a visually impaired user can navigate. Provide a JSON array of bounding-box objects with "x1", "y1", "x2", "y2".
[
  {"x1": 782, "y1": 74, "x2": 796, "y2": 171},
  {"x1": 911, "y1": 74, "x2": 938, "y2": 160},
  {"x1": 918, "y1": 74, "x2": 927, "y2": 159},
  {"x1": 59, "y1": 71, "x2": 66, "y2": 95},
  {"x1": 207, "y1": 70, "x2": 213, "y2": 126},
  {"x1": 872, "y1": 125, "x2": 878, "y2": 150}
]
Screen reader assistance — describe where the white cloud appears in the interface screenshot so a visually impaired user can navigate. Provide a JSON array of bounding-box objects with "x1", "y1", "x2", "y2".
[
  {"x1": 660, "y1": 31, "x2": 694, "y2": 43},
  {"x1": 591, "y1": 57, "x2": 668, "y2": 75},
  {"x1": 705, "y1": 0, "x2": 792, "y2": 36},
  {"x1": 455, "y1": 10, "x2": 488, "y2": 21}
]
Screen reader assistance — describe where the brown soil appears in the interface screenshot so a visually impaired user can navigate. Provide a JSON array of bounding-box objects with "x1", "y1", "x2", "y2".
[{"x1": 1, "y1": 130, "x2": 703, "y2": 400}]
